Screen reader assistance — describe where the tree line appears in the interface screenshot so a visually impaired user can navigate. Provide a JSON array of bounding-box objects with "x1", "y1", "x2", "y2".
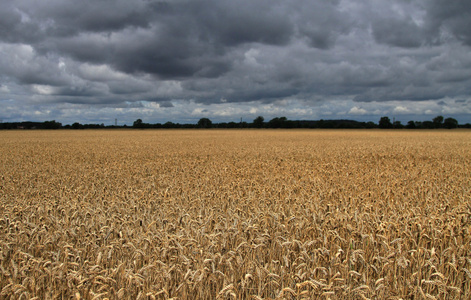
[
  {"x1": 133, "y1": 115, "x2": 465, "y2": 129},
  {"x1": 378, "y1": 116, "x2": 460, "y2": 129},
  {"x1": 0, "y1": 115, "x2": 468, "y2": 130}
]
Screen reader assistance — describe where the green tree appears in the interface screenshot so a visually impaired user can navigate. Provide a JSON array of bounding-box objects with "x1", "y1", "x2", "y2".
[
  {"x1": 197, "y1": 118, "x2": 212, "y2": 128},
  {"x1": 378, "y1": 117, "x2": 392, "y2": 129},
  {"x1": 422, "y1": 121, "x2": 434, "y2": 129},
  {"x1": 253, "y1": 116, "x2": 264, "y2": 128},
  {"x1": 268, "y1": 117, "x2": 287, "y2": 128},
  {"x1": 72, "y1": 122, "x2": 83, "y2": 129},
  {"x1": 443, "y1": 117, "x2": 458, "y2": 129},
  {"x1": 393, "y1": 120, "x2": 403, "y2": 129},
  {"x1": 433, "y1": 115, "x2": 444, "y2": 128},
  {"x1": 43, "y1": 120, "x2": 62, "y2": 129},
  {"x1": 163, "y1": 121, "x2": 174, "y2": 128},
  {"x1": 133, "y1": 119, "x2": 143, "y2": 128},
  {"x1": 406, "y1": 120, "x2": 416, "y2": 129}
]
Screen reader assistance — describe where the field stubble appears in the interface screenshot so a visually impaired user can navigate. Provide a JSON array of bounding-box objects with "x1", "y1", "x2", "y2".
[{"x1": 0, "y1": 129, "x2": 470, "y2": 299}]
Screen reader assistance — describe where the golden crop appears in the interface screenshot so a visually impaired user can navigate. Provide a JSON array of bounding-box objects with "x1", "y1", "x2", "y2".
[{"x1": 0, "y1": 129, "x2": 470, "y2": 299}]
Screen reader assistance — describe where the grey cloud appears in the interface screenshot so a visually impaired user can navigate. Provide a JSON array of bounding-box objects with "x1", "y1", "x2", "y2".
[
  {"x1": 0, "y1": 44, "x2": 67, "y2": 86},
  {"x1": 227, "y1": 87, "x2": 300, "y2": 103},
  {"x1": 353, "y1": 86, "x2": 449, "y2": 102},
  {"x1": 0, "y1": 5, "x2": 42, "y2": 44},
  {"x1": 159, "y1": 101, "x2": 174, "y2": 108},
  {"x1": 294, "y1": 1, "x2": 352, "y2": 49},
  {"x1": 371, "y1": 17, "x2": 423, "y2": 48},
  {"x1": 17, "y1": 0, "x2": 152, "y2": 37},
  {"x1": 40, "y1": 19, "x2": 232, "y2": 79},
  {"x1": 8, "y1": 0, "x2": 352, "y2": 80},
  {"x1": 38, "y1": 34, "x2": 115, "y2": 65},
  {"x1": 360, "y1": 1, "x2": 471, "y2": 48},
  {"x1": 108, "y1": 81, "x2": 152, "y2": 95},
  {"x1": 193, "y1": 0, "x2": 295, "y2": 47},
  {"x1": 53, "y1": 85, "x2": 106, "y2": 97},
  {"x1": 424, "y1": 0, "x2": 471, "y2": 46}
]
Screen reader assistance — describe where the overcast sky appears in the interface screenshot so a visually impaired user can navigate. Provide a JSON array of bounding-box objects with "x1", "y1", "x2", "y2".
[{"x1": 1, "y1": 0, "x2": 471, "y2": 125}]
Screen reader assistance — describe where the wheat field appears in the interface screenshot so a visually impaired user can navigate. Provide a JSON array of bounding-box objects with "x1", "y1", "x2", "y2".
[{"x1": 0, "y1": 129, "x2": 470, "y2": 299}]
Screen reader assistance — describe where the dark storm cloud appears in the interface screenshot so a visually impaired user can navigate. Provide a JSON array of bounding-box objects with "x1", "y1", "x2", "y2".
[
  {"x1": 0, "y1": 4, "x2": 41, "y2": 44},
  {"x1": 371, "y1": 16, "x2": 423, "y2": 48},
  {"x1": 6, "y1": 0, "x2": 352, "y2": 80},
  {"x1": 16, "y1": 0, "x2": 152, "y2": 36},
  {"x1": 365, "y1": 1, "x2": 471, "y2": 48},
  {"x1": 294, "y1": 0, "x2": 352, "y2": 49},
  {"x1": 193, "y1": 0, "x2": 295, "y2": 46},
  {"x1": 32, "y1": 5, "x2": 231, "y2": 79},
  {"x1": 424, "y1": 0, "x2": 471, "y2": 46}
]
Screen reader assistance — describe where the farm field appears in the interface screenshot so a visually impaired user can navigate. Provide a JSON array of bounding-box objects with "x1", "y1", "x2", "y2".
[{"x1": 0, "y1": 129, "x2": 470, "y2": 299}]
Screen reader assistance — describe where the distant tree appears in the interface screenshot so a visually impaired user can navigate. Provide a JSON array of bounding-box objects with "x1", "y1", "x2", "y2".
[
  {"x1": 43, "y1": 120, "x2": 62, "y2": 129},
  {"x1": 268, "y1": 117, "x2": 287, "y2": 128},
  {"x1": 253, "y1": 116, "x2": 264, "y2": 128},
  {"x1": 133, "y1": 119, "x2": 143, "y2": 128},
  {"x1": 365, "y1": 121, "x2": 377, "y2": 129},
  {"x1": 422, "y1": 121, "x2": 434, "y2": 129},
  {"x1": 433, "y1": 115, "x2": 444, "y2": 128},
  {"x1": 406, "y1": 120, "x2": 416, "y2": 129},
  {"x1": 197, "y1": 118, "x2": 212, "y2": 128},
  {"x1": 443, "y1": 117, "x2": 458, "y2": 129},
  {"x1": 378, "y1": 117, "x2": 392, "y2": 129},
  {"x1": 393, "y1": 120, "x2": 403, "y2": 129},
  {"x1": 163, "y1": 121, "x2": 174, "y2": 128},
  {"x1": 240, "y1": 122, "x2": 249, "y2": 128},
  {"x1": 72, "y1": 122, "x2": 83, "y2": 129},
  {"x1": 225, "y1": 122, "x2": 238, "y2": 128}
]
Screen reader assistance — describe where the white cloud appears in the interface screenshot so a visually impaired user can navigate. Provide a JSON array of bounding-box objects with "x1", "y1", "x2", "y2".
[
  {"x1": 0, "y1": 85, "x2": 10, "y2": 93},
  {"x1": 348, "y1": 106, "x2": 368, "y2": 115},
  {"x1": 78, "y1": 64, "x2": 127, "y2": 81},
  {"x1": 393, "y1": 106, "x2": 409, "y2": 113},
  {"x1": 244, "y1": 48, "x2": 260, "y2": 66},
  {"x1": 32, "y1": 84, "x2": 55, "y2": 95}
]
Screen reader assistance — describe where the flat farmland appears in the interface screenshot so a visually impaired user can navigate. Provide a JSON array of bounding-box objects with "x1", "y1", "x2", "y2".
[{"x1": 1, "y1": 129, "x2": 470, "y2": 299}]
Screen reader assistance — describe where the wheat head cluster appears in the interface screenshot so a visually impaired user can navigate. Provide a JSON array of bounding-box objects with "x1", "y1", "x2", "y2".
[{"x1": 0, "y1": 129, "x2": 470, "y2": 299}]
